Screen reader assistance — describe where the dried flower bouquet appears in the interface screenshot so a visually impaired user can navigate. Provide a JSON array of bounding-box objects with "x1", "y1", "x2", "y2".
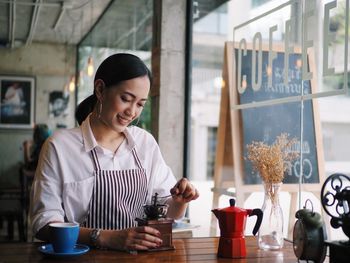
[{"x1": 246, "y1": 133, "x2": 299, "y2": 204}]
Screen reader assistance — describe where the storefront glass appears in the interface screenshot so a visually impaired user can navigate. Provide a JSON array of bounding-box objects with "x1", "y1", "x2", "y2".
[{"x1": 189, "y1": 0, "x2": 349, "y2": 240}]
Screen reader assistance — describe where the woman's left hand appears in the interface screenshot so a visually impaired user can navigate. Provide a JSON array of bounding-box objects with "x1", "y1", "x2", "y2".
[{"x1": 170, "y1": 178, "x2": 199, "y2": 203}]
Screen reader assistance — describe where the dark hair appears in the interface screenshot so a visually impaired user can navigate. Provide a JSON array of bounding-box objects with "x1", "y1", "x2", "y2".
[{"x1": 75, "y1": 53, "x2": 152, "y2": 125}]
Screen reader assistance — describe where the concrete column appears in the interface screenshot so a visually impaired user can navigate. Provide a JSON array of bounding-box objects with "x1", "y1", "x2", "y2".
[{"x1": 151, "y1": 0, "x2": 187, "y2": 180}]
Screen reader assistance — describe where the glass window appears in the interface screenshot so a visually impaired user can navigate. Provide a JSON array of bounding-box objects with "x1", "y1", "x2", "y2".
[
  {"x1": 189, "y1": 0, "x2": 350, "y2": 242},
  {"x1": 194, "y1": 4, "x2": 228, "y2": 35},
  {"x1": 252, "y1": 0, "x2": 273, "y2": 8}
]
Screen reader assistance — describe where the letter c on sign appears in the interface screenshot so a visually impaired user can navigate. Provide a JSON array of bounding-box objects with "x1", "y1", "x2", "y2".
[
  {"x1": 252, "y1": 32, "x2": 262, "y2": 91},
  {"x1": 294, "y1": 158, "x2": 313, "y2": 179},
  {"x1": 237, "y1": 38, "x2": 247, "y2": 94}
]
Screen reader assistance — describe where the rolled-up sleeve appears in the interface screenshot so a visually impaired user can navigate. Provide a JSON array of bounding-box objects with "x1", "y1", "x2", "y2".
[{"x1": 29, "y1": 138, "x2": 64, "y2": 235}]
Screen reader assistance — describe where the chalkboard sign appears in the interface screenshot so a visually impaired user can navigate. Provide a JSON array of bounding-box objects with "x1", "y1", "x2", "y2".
[{"x1": 232, "y1": 45, "x2": 324, "y2": 185}]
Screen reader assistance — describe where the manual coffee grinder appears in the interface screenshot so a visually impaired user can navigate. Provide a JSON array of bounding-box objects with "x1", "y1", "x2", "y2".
[
  {"x1": 136, "y1": 193, "x2": 175, "y2": 251},
  {"x1": 321, "y1": 173, "x2": 350, "y2": 263}
]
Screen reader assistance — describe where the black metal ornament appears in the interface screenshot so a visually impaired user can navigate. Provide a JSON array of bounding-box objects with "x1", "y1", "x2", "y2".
[{"x1": 321, "y1": 173, "x2": 350, "y2": 263}]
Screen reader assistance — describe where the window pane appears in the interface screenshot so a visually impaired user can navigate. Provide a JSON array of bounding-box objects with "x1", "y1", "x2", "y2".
[{"x1": 189, "y1": 0, "x2": 350, "y2": 241}]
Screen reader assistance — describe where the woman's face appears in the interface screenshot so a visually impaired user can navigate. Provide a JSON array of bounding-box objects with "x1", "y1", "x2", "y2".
[{"x1": 99, "y1": 75, "x2": 150, "y2": 132}]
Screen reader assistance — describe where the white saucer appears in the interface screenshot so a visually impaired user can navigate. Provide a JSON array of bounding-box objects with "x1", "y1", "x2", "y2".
[{"x1": 38, "y1": 244, "x2": 90, "y2": 257}]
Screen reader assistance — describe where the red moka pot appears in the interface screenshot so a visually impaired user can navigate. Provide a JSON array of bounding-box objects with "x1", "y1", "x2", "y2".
[{"x1": 212, "y1": 199, "x2": 263, "y2": 258}]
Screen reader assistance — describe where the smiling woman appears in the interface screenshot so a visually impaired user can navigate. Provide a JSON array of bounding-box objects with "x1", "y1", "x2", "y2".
[
  {"x1": 75, "y1": 54, "x2": 152, "y2": 125},
  {"x1": 29, "y1": 53, "x2": 199, "y2": 252}
]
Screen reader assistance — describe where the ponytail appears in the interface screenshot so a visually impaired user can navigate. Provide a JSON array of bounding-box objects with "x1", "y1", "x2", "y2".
[{"x1": 75, "y1": 94, "x2": 97, "y2": 125}]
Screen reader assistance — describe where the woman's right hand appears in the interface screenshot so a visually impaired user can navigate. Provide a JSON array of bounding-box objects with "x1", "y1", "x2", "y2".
[{"x1": 99, "y1": 226, "x2": 163, "y2": 251}]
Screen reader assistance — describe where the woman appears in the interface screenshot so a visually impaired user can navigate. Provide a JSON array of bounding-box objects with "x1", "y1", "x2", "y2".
[{"x1": 30, "y1": 53, "x2": 199, "y2": 251}]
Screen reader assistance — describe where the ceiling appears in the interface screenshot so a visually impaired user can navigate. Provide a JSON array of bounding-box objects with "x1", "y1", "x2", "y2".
[
  {"x1": 0, "y1": 0, "x2": 129, "y2": 48},
  {"x1": 0, "y1": 0, "x2": 227, "y2": 50}
]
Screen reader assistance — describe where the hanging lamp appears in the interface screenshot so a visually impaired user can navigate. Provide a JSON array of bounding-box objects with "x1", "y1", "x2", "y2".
[
  {"x1": 87, "y1": 56, "x2": 94, "y2": 76},
  {"x1": 87, "y1": 0, "x2": 94, "y2": 77}
]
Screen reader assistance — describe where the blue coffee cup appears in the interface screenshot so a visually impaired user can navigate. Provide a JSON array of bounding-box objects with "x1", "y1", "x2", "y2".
[{"x1": 49, "y1": 222, "x2": 79, "y2": 253}]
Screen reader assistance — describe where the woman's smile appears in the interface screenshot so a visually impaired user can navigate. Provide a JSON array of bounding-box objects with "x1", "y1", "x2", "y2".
[{"x1": 117, "y1": 114, "x2": 132, "y2": 125}]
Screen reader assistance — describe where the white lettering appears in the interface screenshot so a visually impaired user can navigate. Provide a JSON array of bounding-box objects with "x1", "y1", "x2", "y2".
[
  {"x1": 268, "y1": 25, "x2": 278, "y2": 87},
  {"x1": 284, "y1": 18, "x2": 294, "y2": 86},
  {"x1": 323, "y1": 0, "x2": 337, "y2": 76},
  {"x1": 302, "y1": 0, "x2": 315, "y2": 80},
  {"x1": 252, "y1": 32, "x2": 263, "y2": 91},
  {"x1": 237, "y1": 38, "x2": 247, "y2": 94},
  {"x1": 290, "y1": 140, "x2": 310, "y2": 154},
  {"x1": 294, "y1": 159, "x2": 313, "y2": 179},
  {"x1": 234, "y1": 0, "x2": 347, "y2": 95}
]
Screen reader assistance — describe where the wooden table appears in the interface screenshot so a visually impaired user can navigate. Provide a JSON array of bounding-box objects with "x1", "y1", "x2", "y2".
[{"x1": 0, "y1": 236, "x2": 307, "y2": 262}]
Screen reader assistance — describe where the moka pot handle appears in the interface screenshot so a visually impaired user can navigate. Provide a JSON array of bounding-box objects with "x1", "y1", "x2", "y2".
[{"x1": 249, "y1": 208, "x2": 263, "y2": 236}]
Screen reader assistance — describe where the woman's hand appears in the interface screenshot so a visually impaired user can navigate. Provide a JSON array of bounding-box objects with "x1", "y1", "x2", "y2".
[
  {"x1": 100, "y1": 226, "x2": 163, "y2": 251},
  {"x1": 170, "y1": 178, "x2": 199, "y2": 203}
]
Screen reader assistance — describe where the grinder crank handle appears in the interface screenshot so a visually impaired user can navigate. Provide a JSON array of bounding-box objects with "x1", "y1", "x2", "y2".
[{"x1": 249, "y1": 209, "x2": 263, "y2": 236}]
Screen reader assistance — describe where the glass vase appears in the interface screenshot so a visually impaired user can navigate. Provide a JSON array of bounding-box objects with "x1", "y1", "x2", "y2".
[{"x1": 258, "y1": 182, "x2": 284, "y2": 250}]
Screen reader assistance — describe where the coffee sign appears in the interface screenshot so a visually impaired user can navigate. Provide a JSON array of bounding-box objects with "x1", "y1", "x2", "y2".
[{"x1": 233, "y1": 0, "x2": 349, "y2": 103}]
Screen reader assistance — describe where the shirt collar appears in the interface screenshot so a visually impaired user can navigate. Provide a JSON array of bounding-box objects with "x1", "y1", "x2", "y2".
[
  {"x1": 80, "y1": 114, "x2": 136, "y2": 152},
  {"x1": 80, "y1": 114, "x2": 97, "y2": 152}
]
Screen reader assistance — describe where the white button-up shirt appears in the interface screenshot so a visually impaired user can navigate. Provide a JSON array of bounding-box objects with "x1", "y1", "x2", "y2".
[{"x1": 30, "y1": 115, "x2": 176, "y2": 235}]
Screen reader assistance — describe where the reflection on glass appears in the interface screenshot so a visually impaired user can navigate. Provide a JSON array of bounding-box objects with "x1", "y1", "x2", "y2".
[{"x1": 189, "y1": 0, "x2": 350, "y2": 241}]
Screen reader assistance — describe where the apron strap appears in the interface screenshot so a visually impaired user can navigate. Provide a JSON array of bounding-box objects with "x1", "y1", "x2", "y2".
[
  {"x1": 90, "y1": 148, "x2": 101, "y2": 171},
  {"x1": 131, "y1": 147, "x2": 143, "y2": 170}
]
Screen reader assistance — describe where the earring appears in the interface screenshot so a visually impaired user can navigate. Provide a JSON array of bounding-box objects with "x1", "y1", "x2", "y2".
[{"x1": 98, "y1": 102, "x2": 102, "y2": 119}]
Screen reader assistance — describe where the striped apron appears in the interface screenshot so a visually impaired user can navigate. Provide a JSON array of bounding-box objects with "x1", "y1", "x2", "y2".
[{"x1": 83, "y1": 147, "x2": 148, "y2": 230}]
